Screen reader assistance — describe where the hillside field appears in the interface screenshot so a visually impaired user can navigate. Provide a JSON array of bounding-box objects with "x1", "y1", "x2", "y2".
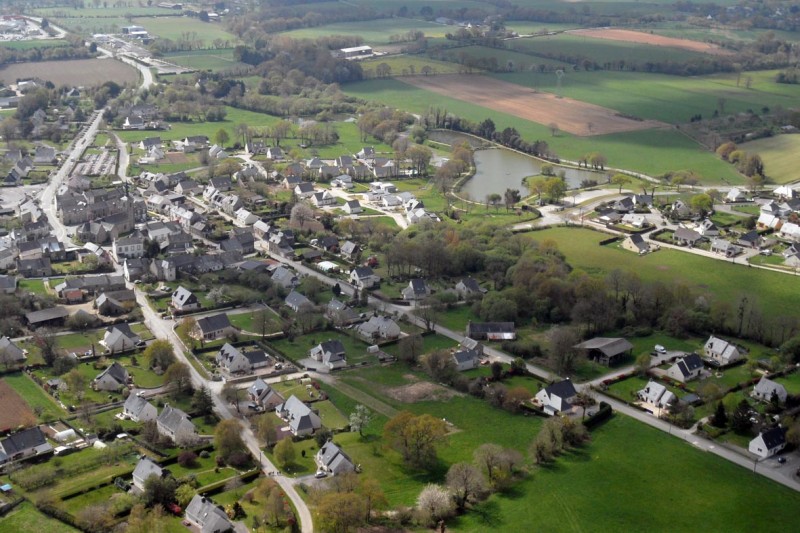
[{"x1": 739, "y1": 135, "x2": 800, "y2": 185}]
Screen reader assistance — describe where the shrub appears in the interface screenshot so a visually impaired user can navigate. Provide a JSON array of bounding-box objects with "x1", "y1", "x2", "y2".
[
  {"x1": 199, "y1": 450, "x2": 211, "y2": 459},
  {"x1": 227, "y1": 451, "x2": 250, "y2": 468},
  {"x1": 178, "y1": 451, "x2": 198, "y2": 468}
]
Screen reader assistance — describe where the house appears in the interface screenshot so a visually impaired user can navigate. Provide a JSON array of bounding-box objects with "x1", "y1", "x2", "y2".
[
  {"x1": 318, "y1": 235, "x2": 339, "y2": 252},
  {"x1": 725, "y1": 188, "x2": 747, "y2": 203},
  {"x1": 342, "y1": 200, "x2": 362, "y2": 215},
  {"x1": 0, "y1": 427, "x2": 53, "y2": 465},
  {"x1": 452, "y1": 349, "x2": 480, "y2": 371},
  {"x1": 271, "y1": 266, "x2": 299, "y2": 289},
  {"x1": 195, "y1": 314, "x2": 235, "y2": 341},
  {"x1": 622, "y1": 234, "x2": 650, "y2": 254},
  {"x1": 757, "y1": 213, "x2": 782, "y2": 230},
  {"x1": 101, "y1": 323, "x2": 142, "y2": 354},
  {"x1": 157, "y1": 404, "x2": 197, "y2": 445},
  {"x1": 112, "y1": 233, "x2": 145, "y2": 262},
  {"x1": 637, "y1": 380, "x2": 676, "y2": 409},
  {"x1": 132, "y1": 456, "x2": 164, "y2": 492},
  {"x1": 401, "y1": 278, "x2": 431, "y2": 301},
  {"x1": 285, "y1": 290, "x2": 313, "y2": 313},
  {"x1": 247, "y1": 378, "x2": 284, "y2": 411},
  {"x1": 672, "y1": 227, "x2": 703, "y2": 247},
  {"x1": 216, "y1": 343, "x2": 270, "y2": 374},
  {"x1": 209, "y1": 176, "x2": 232, "y2": 192},
  {"x1": 17, "y1": 257, "x2": 52, "y2": 277},
  {"x1": 455, "y1": 278, "x2": 486, "y2": 299},
  {"x1": 780, "y1": 222, "x2": 800, "y2": 241},
  {"x1": 340, "y1": 241, "x2": 360, "y2": 261},
  {"x1": 265, "y1": 146, "x2": 283, "y2": 160},
  {"x1": 123, "y1": 392, "x2": 158, "y2": 423},
  {"x1": 737, "y1": 230, "x2": 761, "y2": 249},
  {"x1": 773, "y1": 185, "x2": 797, "y2": 199},
  {"x1": 311, "y1": 190, "x2": 336, "y2": 207},
  {"x1": 612, "y1": 196, "x2": 635, "y2": 213},
  {"x1": 276, "y1": 395, "x2": 322, "y2": 436},
  {"x1": 0, "y1": 274, "x2": 16, "y2": 294},
  {"x1": 326, "y1": 298, "x2": 359, "y2": 325},
  {"x1": 749, "y1": 427, "x2": 787, "y2": 459},
  {"x1": 95, "y1": 290, "x2": 136, "y2": 316},
  {"x1": 93, "y1": 362, "x2": 129, "y2": 391},
  {"x1": 704, "y1": 336, "x2": 742, "y2": 365},
  {"x1": 185, "y1": 495, "x2": 234, "y2": 533},
  {"x1": 666, "y1": 353, "x2": 704, "y2": 383},
  {"x1": 710, "y1": 238, "x2": 740, "y2": 257},
  {"x1": 0, "y1": 249, "x2": 17, "y2": 271},
  {"x1": 332, "y1": 175, "x2": 354, "y2": 189},
  {"x1": 349, "y1": 266, "x2": 380, "y2": 289},
  {"x1": 282, "y1": 175, "x2": 302, "y2": 189},
  {"x1": 138, "y1": 137, "x2": 162, "y2": 151},
  {"x1": 33, "y1": 145, "x2": 57, "y2": 165},
  {"x1": 309, "y1": 340, "x2": 347, "y2": 370},
  {"x1": 0, "y1": 336, "x2": 26, "y2": 365},
  {"x1": 235, "y1": 208, "x2": 259, "y2": 226},
  {"x1": 294, "y1": 182, "x2": 316, "y2": 198},
  {"x1": 172, "y1": 286, "x2": 201, "y2": 312},
  {"x1": 315, "y1": 441, "x2": 355, "y2": 476},
  {"x1": 574, "y1": 337, "x2": 633, "y2": 366},
  {"x1": 752, "y1": 377, "x2": 788, "y2": 404},
  {"x1": 621, "y1": 213, "x2": 648, "y2": 228},
  {"x1": 466, "y1": 322, "x2": 516, "y2": 341},
  {"x1": 356, "y1": 316, "x2": 401, "y2": 342},
  {"x1": 534, "y1": 379, "x2": 577, "y2": 416}
]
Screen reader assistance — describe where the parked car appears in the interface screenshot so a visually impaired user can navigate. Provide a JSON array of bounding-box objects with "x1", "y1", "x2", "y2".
[
  {"x1": 315, "y1": 470, "x2": 327, "y2": 479},
  {"x1": 655, "y1": 345, "x2": 666, "y2": 354}
]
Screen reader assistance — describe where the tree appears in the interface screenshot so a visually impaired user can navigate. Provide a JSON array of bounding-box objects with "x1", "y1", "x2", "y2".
[
  {"x1": 255, "y1": 413, "x2": 277, "y2": 448},
  {"x1": 76, "y1": 504, "x2": 114, "y2": 533},
  {"x1": 544, "y1": 177, "x2": 566, "y2": 203},
  {"x1": 143, "y1": 475, "x2": 177, "y2": 507},
  {"x1": 406, "y1": 144, "x2": 433, "y2": 176},
  {"x1": 222, "y1": 381, "x2": 243, "y2": 414},
  {"x1": 446, "y1": 462, "x2": 487, "y2": 511},
  {"x1": 486, "y1": 193, "x2": 502, "y2": 211},
  {"x1": 421, "y1": 350, "x2": 457, "y2": 383},
  {"x1": 175, "y1": 484, "x2": 196, "y2": 508},
  {"x1": 416, "y1": 484, "x2": 454, "y2": 526},
  {"x1": 397, "y1": 334, "x2": 423, "y2": 364},
  {"x1": 177, "y1": 451, "x2": 198, "y2": 467},
  {"x1": 215, "y1": 419, "x2": 247, "y2": 463},
  {"x1": 711, "y1": 402, "x2": 728, "y2": 428},
  {"x1": 383, "y1": 412, "x2": 447, "y2": 468},
  {"x1": 503, "y1": 188, "x2": 521, "y2": 211},
  {"x1": 358, "y1": 477, "x2": 387, "y2": 523},
  {"x1": 175, "y1": 317, "x2": 197, "y2": 342},
  {"x1": 214, "y1": 128, "x2": 230, "y2": 147},
  {"x1": 164, "y1": 362, "x2": 192, "y2": 395},
  {"x1": 634, "y1": 352, "x2": 652, "y2": 376},
  {"x1": 546, "y1": 326, "x2": 580, "y2": 375},
  {"x1": 548, "y1": 122, "x2": 559, "y2": 136},
  {"x1": 290, "y1": 203, "x2": 314, "y2": 231},
  {"x1": 610, "y1": 173, "x2": 631, "y2": 193},
  {"x1": 349, "y1": 404, "x2": 373, "y2": 437},
  {"x1": 273, "y1": 438, "x2": 295, "y2": 469},
  {"x1": 33, "y1": 328, "x2": 59, "y2": 366},
  {"x1": 316, "y1": 491, "x2": 366, "y2": 533},
  {"x1": 731, "y1": 399, "x2": 753, "y2": 434},
  {"x1": 143, "y1": 340, "x2": 175, "y2": 370},
  {"x1": 690, "y1": 193, "x2": 713, "y2": 215},
  {"x1": 572, "y1": 390, "x2": 595, "y2": 420},
  {"x1": 191, "y1": 386, "x2": 213, "y2": 415},
  {"x1": 64, "y1": 368, "x2": 87, "y2": 399}
]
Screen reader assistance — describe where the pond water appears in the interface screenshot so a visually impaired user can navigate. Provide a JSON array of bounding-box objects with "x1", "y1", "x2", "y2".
[{"x1": 461, "y1": 148, "x2": 598, "y2": 200}]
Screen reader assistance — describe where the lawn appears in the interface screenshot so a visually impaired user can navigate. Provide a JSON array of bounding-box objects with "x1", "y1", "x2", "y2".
[
  {"x1": 277, "y1": 18, "x2": 451, "y2": 45},
  {"x1": 343, "y1": 78, "x2": 742, "y2": 183},
  {"x1": 453, "y1": 415, "x2": 800, "y2": 532},
  {"x1": 2, "y1": 372, "x2": 64, "y2": 422},
  {"x1": 739, "y1": 134, "x2": 800, "y2": 184},
  {"x1": 361, "y1": 56, "x2": 463, "y2": 76},
  {"x1": 380, "y1": 334, "x2": 457, "y2": 359},
  {"x1": 269, "y1": 330, "x2": 376, "y2": 365},
  {"x1": 529, "y1": 226, "x2": 798, "y2": 320},
  {"x1": 227, "y1": 310, "x2": 283, "y2": 335},
  {"x1": 314, "y1": 399, "x2": 349, "y2": 430},
  {"x1": 163, "y1": 48, "x2": 249, "y2": 72},
  {"x1": 436, "y1": 304, "x2": 480, "y2": 332},
  {"x1": 774, "y1": 371, "x2": 800, "y2": 395},
  {"x1": 0, "y1": 501, "x2": 79, "y2": 533},
  {"x1": 435, "y1": 44, "x2": 570, "y2": 72}
]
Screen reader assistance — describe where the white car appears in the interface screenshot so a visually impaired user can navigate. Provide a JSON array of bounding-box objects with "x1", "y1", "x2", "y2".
[
  {"x1": 314, "y1": 470, "x2": 327, "y2": 479},
  {"x1": 655, "y1": 345, "x2": 666, "y2": 354}
]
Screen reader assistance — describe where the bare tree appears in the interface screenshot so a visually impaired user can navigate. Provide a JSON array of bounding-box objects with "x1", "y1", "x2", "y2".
[{"x1": 445, "y1": 462, "x2": 487, "y2": 511}]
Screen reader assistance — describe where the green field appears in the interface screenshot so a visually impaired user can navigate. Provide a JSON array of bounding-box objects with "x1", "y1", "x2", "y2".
[
  {"x1": 164, "y1": 48, "x2": 248, "y2": 72},
  {"x1": 361, "y1": 56, "x2": 464, "y2": 77},
  {"x1": 0, "y1": 39, "x2": 70, "y2": 50},
  {"x1": 739, "y1": 135, "x2": 800, "y2": 184},
  {"x1": 2, "y1": 373, "x2": 64, "y2": 422},
  {"x1": 453, "y1": 415, "x2": 800, "y2": 532},
  {"x1": 344, "y1": 78, "x2": 742, "y2": 182},
  {"x1": 0, "y1": 501, "x2": 79, "y2": 533},
  {"x1": 131, "y1": 17, "x2": 238, "y2": 46},
  {"x1": 532, "y1": 227, "x2": 796, "y2": 320},
  {"x1": 436, "y1": 44, "x2": 570, "y2": 71},
  {"x1": 278, "y1": 18, "x2": 451, "y2": 45}
]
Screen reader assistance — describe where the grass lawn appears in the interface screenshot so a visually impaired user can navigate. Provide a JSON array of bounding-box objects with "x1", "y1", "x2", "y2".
[
  {"x1": 380, "y1": 334, "x2": 458, "y2": 358},
  {"x1": 361, "y1": 56, "x2": 463, "y2": 76},
  {"x1": 164, "y1": 48, "x2": 248, "y2": 72},
  {"x1": 739, "y1": 134, "x2": 800, "y2": 184},
  {"x1": 313, "y1": 399, "x2": 349, "y2": 430},
  {"x1": 228, "y1": 310, "x2": 283, "y2": 335},
  {"x1": 774, "y1": 371, "x2": 800, "y2": 395},
  {"x1": 2, "y1": 372, "x2": 64, "y2": 421},
  {"x1": 529, "y1": 226, "x2": 798, "y2": 321},
  {"x1": 60, "y1": 484, "x2": 120, "y2": 515},
  {"x1": 436, "y1": 304, "x2": 480, "y2": 332},
  {"x1": 277, "y1": 18, "x2": 450, "y2": 45},
  {"x1": 453, "y1": 415, "x2": 800, "y2": 532},
  {"x1": 269, "y1": 331, "x2": 375, "y2": 365},
  {"x1": 0, "y1": 501, "x2": 79, "y2": 533},
  {"x1": 18, "y1": 278, "x2": 55, "y2": 295}
]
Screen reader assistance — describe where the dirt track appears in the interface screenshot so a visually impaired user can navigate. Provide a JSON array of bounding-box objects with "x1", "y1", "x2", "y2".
[
  {"x1": 402, "y1": 74, "x2": 667, "y2": 136},
  {"x1": 567, "y1": 28, "x2": 734, "y2": 56}
]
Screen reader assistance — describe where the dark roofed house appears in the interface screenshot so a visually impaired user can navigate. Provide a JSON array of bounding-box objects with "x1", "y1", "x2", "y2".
[
  {"x1": 276, "y1": 395, "x2": 322, "y2": 436},
  {"x1": 0, "y1": 427, "x2": 53, "y2": 465},
  {"x1": 285, "y1": 290, "x2": 313, "y2": 313},
  {"x1": 349, "y1": 266, "x2": 379, "y2": 289},
  {"x1": 248, "y1": 378, "x2": 284, "y2": 411},
  {"x1": 673, "y1": 227, "x2": 703, "y2": 247},
  {"x1": 194, "y1": 313, "x2": 234, "y2": 341},
  {"x1": 534, "y1": 379, "x2": 577, "y2": 416},
  {"x1": 171, "y1": 286, "x2": 200, "y2": 312},
  {"x1": 402, "y1": 278, "x2": 431, "y2": 301},
  {"x1": 574, "y1": 337, "x2": 633, "y2": 366},
  {"x1": 466, "y1": 322, "x2": 516, "y2": 341},
  {"x1": 156, "y1": 404, "x2": 197, "y2": 445},
  {"x1": 749, "y1": 427, "x2": 786, "y2": 458},
  {"x1": 185, "y1": 495, "x2": 234, "y2": 533},
  {"x1": 315, "y1": 441, "x2": 355, "y2": 476},
  {"x1": 452, "y1": 349, "x2": 479, "y2": 371},
  {"x1": 93, "y1": 361, "x2": 129, "y2": 391},
  {"x1": 666, "y1": 353, "x2": 704, "y2": 383},
  {"x1": 17, "y1": 257, "x2": 52, "y2": 277},
  {"x1": 132, "y1": 456, "x2": 165, "y2": 492},
  {"x1": 309, "y1": 340, "x2": 347, "y2": 370},
  {"x1": 455, "y1": 278, "x2": 486, "y2": 299},
  {"x1": 622, "y1": 233, "x2": 650, "y2": 254}
]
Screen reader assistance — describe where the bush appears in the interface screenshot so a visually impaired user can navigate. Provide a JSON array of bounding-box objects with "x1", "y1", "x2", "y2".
[
  {"x1": 227, "y1": 451, "x2": 250, "y2": 468},
  {"x1": 583, "y1": 401, "x2": 613, "y2": 429},
  {"x1": 199, "y1": 450, "x2": 211, "y2": 459},
  {"x1": 178, "y1": 451, "x2": 198, "y2": 468}
]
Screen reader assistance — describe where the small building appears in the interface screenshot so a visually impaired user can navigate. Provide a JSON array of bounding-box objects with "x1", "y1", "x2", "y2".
[
  {"x1": 309, "y1": 340, "x2": 347, "y2": 370},
  {"x1": 285, "y1": 290, "x2": 313, "y2": 313},
  {"x1": 132, "y1": 456, "x2": 164, "y2": 492},
  {"x1": 749, "y1": 427, "x2": 786, "y2": 459},
  {"x1": 156, "y1": 404, "x2": 197, "y2": 445},
  {"x1": 666, "y1": 353, "x2": 704, "y2": 383},
  {"x1": 171, "y1": 286, "x2": 201, "y2": 312},
  {"x1": 247, "y1": 378, "x2": 284, "y2": 411},
  {"x1": 622, "y1": 234, "x2": 650, "y2": 254},
  {"x1": 185, "y1": 495, "x2": 234, "y2": 533},
  {"x1": 216, "y1": 343, "x2": 270, "y2": 374},
  {"x1": 466, "y1": 322, "x2": 516, "y2": 341},
  {"x1": 343, "y1": 200, "x2": 362, "y2": 214},
  {"x1": 326, "y1": 298, "x2": 359, "y2": 325},
  {"x1": 452, "y1": 349, "x2": 480, "y2": 371},
  {"x1": 574, "y1": 337, "x2": 633, "y2": 366},
  {"x1": 315, "y1": 441, "x2": 355, "y2": 475},
  {"x1": 0, "y1": 427, "x2": 53, "y2": 465},
  {"x1": 101, "y1": 323, "x2": 141, "y2": 353},
  {"x1": 195, "y1": 314, "x2": 235, "y2": 341},
  {"x1": 534, "y1": 379, "x2": 577, "y2": 416},
  {"x1": 93, "y1": 362, "x2": 130, "y2": 391},
  {"x1": 123, "y1": 392, "x2": 157, "y2": 423},
  {"x1": 0, "y1": 336, "x2": 26, "y2": 366},
  {"x1": 276, "y1": 395, "x2": 322, "y2": 436},
  {"x1": 703, "y1": 336, "x2": 741, "y2": 366},
  {"x1": 339, "y1": 45, "x2": 373, "y2": 58},
  {"x1": 725, "y1": 188, "x2": 747, "y2": 203},
  {"x1": 752, "y1": 377, "x2": 788, "y2": 404},
  {"x1": 672, "y1": 227, "x2": 703, "y2": 247},
  {"x1": 356, "y1": 315, "x2": 401, "y2": 342},
  {"x1": 455, "y1": 278, "x2": 486, "y2": 299},
  {"x1": 340, "y1": 241, "x2": 360, "y2": 261},
  {"x1": 271, "y1": 265, "x2": 299, "y2": 289},
  {"x1": 637, "y1": 380, "x2": 676, "y2": 409},
  {"x1": 25, "y1": 306, "x2": 69, "y2": 328},
  {"x1": 349, "y1": 266, "x2": 380, "y2": 289},
  {"x1": 402, "y1": 278, "x2": 431, "y2": 301}
]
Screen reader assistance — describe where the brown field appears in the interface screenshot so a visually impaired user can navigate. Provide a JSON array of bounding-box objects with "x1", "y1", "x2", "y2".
[
  {"x1": 401, "y1": 74, "x2": 667, "y2": 136},
  {"x1": 0, "y1": 380, "x2": 35, "y2": 430},
  {"x1": 385, "y1": 381, "x2": 459, "y2": 403},
  {"x1": 567, "y1": 28, "x2": 734, "y2": 56},
  {"x1": 0, "y1": 58, "x2": 139, "y2": 86}
]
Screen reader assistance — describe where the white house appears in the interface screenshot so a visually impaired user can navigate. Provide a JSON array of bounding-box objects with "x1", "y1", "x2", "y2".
[
  {"x1": 156, "y1": 404, "x2": 197, "y2": 445},
  {"x1": 194, "y1": 313, "x2": 235, "y2": 341},
  {"x1": 0, "y1": 336, "x2": 26, "y2": 365},
  {"x1": 276, "y1": 395, "x2": 321, "y2": 436},
  {"x1": 185, "y1": 495, "x2": 234, "y2": 533},
  {"x1": 132, "y1": 456, "x2": 163, "y2": 492},
  {"x1": 216, "y1": 343, "x2": 270, "y2": 374},
  {"x1": 356, "y1": 315, "x2": 401, "y2": 342},
  {"x1": 349, "y1": 266, "x2": 380, "y2": 289},
  {"x1": 752, "y1": 376, "x2": 788, "y2": 404},
  {"x1": 123, "y1": 392, "x2": 157, "y2": 422},
  {"x1": 315, "y1": 441, "x2": 355, "y2": 475},
  {"x1": 402, "y1": 278, "x2": 431, "y2": 301},
  {"x1": 247, "y1": 378, "x2": 284, "y2": 410},
  {"x1": 311, "y1": 190, "x2": 336, "y2": 207},
  {"x1": 748, "y1": 427, "x2": 787, "y2": 459},
  {"x1": 725, "y1": 188, "x2": 747, "y2": 203},
  {"x1": 534, "y1": 379, "x2": 577, "y2": 416},
  {"x1": 171, "y1": 286, "x2": 200, "y2": 312},
  {"x1": 235, "y1": 207, "x2": 259, "y2": 226},
  {"x1": 343, "y1": 200, "x2": 362, "y2": 214},
  {"x1": 101, "y1": 324, "x2": 142, "y2": 353},
  {"x1": 452, "y1": 349, "x2": 480, "y2": 371},
  {"x1": 665, "y1": 353, "x2": 704, "y2": 383},
  {"x1": 637, "y1": 380, "x2": 676, "y2": 409},
  {"x1": 309, "y1": 340, "x2": 347, "y2": 370},
  {"x1": 703, "y1": 336, "x2": 742, "y2": 366}
]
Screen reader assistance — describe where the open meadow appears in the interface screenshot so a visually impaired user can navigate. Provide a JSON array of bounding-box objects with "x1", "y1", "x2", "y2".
[
  {"x1": 131, "y1": 17, "x2": 238, "y2": 46},
  {"x1": 163, "y1": 49, "x2": 248, "y2": 72},
  {"x1": 739, "y1": 134, "x2": 800, "y2": 185},
  {"x1": 277, "y1": 18, "x2": 451, "y2": 45}
]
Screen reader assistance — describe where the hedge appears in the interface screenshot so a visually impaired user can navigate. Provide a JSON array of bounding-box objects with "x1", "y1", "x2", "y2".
[{"x1": 583, "y1": 402, "x2": 613, "y2": 429}]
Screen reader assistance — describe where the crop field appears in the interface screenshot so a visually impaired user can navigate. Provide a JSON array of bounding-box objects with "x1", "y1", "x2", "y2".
[
  {"x1": 738, "y1": 135, "x2": 800, "y2": 184},
  {"x1": 0, "y1": 39, "x2": 70, "y2": 50},
  {"x1": 345, "y1": 78, "x2": 741, "y2": 182},
  {"x1": 0, "y1": 58, "x2": 138, "y2": 86},
  {"x1": 131, "y1": 17, "x2": 237, "y2": 46},
  {"x1": 0, "y1": 380, "x2": 35, "y2": 429},
  {"x1": 402, "y1": 74, "x2": 667, "y2": 136},
  {"x1": 163, "y1": 49, "x2": 248, "y2": 72},
  {"x1": 532, "y1": 226, "x2": 797, "y2": 320},
  {"x1": 508, "y1": 33, "x2": 707, "y2": 66},
  {"x1": 2, "y1": 373, "x2": 63, "y2": 422},
  {"x1": 566, "y1": 28, "x2": 733, "y2": 55},
  {"x1": 278, "y1": 18, "x2": 450, "y2": 44}
]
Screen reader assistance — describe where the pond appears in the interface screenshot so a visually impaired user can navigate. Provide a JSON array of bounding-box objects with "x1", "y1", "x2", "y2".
[{"x1": 461, "y1": 148, "x2": 598, "y2": 200}]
